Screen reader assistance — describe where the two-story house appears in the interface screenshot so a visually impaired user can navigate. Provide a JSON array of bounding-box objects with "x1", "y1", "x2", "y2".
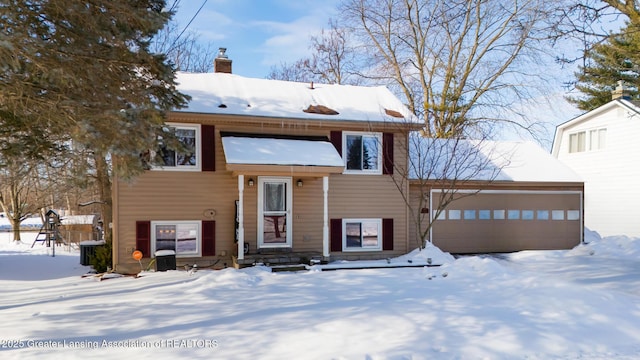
[
  {"x1": 111, "y1": 51, "x2": 417, "y2": 273},
  {"x1": 552, "y1": 83, "x2": 640, "y2": 238}
]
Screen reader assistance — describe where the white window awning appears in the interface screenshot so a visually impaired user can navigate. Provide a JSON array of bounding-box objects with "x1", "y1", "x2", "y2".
[{"x1": 221, "y1": 136, "x2": 344, "y2": 175}]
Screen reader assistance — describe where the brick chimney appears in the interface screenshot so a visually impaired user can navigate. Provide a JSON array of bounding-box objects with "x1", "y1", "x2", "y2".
[
  {"x1": 214, "y1": 47, "x2": 232, "y2": 74},
  {"x1": 611, "y1": 80, "x2": 630, "y2": 100}
]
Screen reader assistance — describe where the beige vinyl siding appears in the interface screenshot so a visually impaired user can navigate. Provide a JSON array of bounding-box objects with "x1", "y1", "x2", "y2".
[
  {"x1": 290, "y1": 177, "x2": 325, "y2": 252},
  {"x1": 113, "y1": 113, "x2": 412, "y2": 271},
  {"x1": 329, "y1": 175, "x2": 408, "y2": 257},
  {"x1": 115, "y1": 171, "x2": 238, "y2": 272}
]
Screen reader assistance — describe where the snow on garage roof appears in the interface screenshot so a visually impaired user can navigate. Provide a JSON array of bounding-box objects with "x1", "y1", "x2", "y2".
[
  {"x1": 410, "y1": 137, "x2": 582, "y2": 183},
  {"x1": 175, "y1": 72, "x2": 417, "y2": 123},
  {"x1": 221, "y1": 136, "x2": 344, "y2": 167}
]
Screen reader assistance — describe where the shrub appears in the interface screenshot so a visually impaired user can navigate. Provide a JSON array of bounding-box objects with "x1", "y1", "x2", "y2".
[{"x1": 90, "y1": 240, "x2": 112, "y2": 273}]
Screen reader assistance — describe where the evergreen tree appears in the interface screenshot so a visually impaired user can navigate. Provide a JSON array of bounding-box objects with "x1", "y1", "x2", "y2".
[
  {"x1": 569, "y1": 23, "x2": 640, "y2": 110},
  {"x1": 0, "y1": 0, "x2": 189, "y2": 240}
]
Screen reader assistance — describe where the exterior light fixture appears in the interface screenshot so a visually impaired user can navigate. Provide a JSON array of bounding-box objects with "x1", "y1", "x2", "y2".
[
  {"x1": 297, "y1": 179, "x2": 303, "y2": 187},
  {"x1": 248, "y1": 178, "x2": 254, "y2": 187}
]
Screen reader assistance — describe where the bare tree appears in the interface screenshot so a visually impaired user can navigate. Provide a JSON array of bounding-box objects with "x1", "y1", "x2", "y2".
[
  {"x1": 268, "y1": 20, "x2": 362, "y2": 85},
  {"x1": 549, "y1": 0, "x2": 634, "y2": 75},
  {"x1": 267, "y1": 60, "x2": 316, "y2": 83},
  {"x1": 338, "y1": 0, "x2": 559, "y2": 138},
  {"x1": 413, "y1": 136, "x2": 505, "y2": 248},
  {"x1": 151, "y1": 19, "x2": 216, "y2": 72},
  {"x1": 389, "y1": 131, "x2": 503, "y2": 249},
  {"x1": 0, "y1": 161, "x2": 45, "y2": 242}
]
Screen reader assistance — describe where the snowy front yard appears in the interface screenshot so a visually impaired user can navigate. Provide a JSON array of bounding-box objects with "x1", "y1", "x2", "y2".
[{"x1": 1, "y1": 230, "x2": 640, "y2": 359}]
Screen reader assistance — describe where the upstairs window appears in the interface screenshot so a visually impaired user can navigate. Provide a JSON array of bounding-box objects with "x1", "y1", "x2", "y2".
[
  {"x1": 153, "y1": 124, "x2": 201, "y2": 171},
  {"x1": 569, "y1": 132, "x2": 585, "y2": 153},
  {"x1": 589, "y1": 128, "x2": 607, "y2": 151},
  {"x1": 343, "y1": 132, "x2": 382, "y2": 174},
  {"x1": 569, "y1": 128, "x2": 606, "y2": 153}
]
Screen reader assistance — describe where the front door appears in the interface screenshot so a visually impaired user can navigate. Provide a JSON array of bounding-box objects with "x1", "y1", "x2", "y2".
[{"x1": 258, "y1": 177, "x2": 292, "y2": 248}]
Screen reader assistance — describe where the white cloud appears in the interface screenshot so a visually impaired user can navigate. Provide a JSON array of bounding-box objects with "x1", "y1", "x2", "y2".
[
  {"x1": 250, "y1": 11, "x2": 339, "y2": 68},
  {"x1": 182, "y1": 8, "x2": 234, "y2": 42}
]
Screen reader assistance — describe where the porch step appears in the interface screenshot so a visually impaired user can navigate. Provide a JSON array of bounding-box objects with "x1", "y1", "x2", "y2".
[
  {"x1": 270, "y1": 264, "x2": 308, "y2": 272},
  {"x1": 233, "y1": 252, "x2": 326, "y2": 268}
]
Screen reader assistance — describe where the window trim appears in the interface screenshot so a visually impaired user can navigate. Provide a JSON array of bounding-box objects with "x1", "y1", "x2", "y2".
[
  {"x1": 342, "y1": 131, "x2": 383, "y2": 175},
  {"x1": 150, "y1": 220, "x2": 202, "y2": 258},
  {"x1": 152, "y1": 123, "x2": 202, "y2": 172},
  {"x1": 342, "y1": 218, "x2": 382, "y2": 252}
]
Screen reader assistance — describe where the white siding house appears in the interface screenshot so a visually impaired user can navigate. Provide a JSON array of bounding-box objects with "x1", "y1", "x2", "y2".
[{"x1": 552, "y1": 98, "x2": 640, "y2": 237}]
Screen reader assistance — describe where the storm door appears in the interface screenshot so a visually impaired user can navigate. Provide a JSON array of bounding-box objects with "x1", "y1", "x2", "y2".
[{"x1": 258, "y1": 177, "x2": 292, "y2": 248}]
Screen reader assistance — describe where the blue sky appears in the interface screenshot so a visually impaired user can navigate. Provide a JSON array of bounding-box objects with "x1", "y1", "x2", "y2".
[{"x1": 173, "y1": 0, "x2": 341, "y2": 78}]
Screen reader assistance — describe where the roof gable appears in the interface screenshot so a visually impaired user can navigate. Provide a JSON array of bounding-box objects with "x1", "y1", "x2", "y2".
[
  {"x1": 174, "y1": 72, "x2": 417, "y2": 123},
  {"x1": 552, "y1": 99, "x2": 640, "y2": 156}
]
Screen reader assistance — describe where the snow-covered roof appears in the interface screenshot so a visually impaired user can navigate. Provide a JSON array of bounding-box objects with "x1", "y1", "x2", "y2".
[
  {"x1": 61, "y1": 215, "x2": 98, "y2": 226},
  {"x1": 221, "y1": 136, "x2": 344, "y2": 167},
  {"x1": 175, "y1": 72, "x2": 417, "y2": 123},
  {"x1": 410, "y1": 137, "x2": 582, "y2": 182}
]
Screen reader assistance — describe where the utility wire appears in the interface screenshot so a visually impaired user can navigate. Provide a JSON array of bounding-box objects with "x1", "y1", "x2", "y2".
[{"x1": 170, "y1": 0, "x2": 208, "y2": 50}]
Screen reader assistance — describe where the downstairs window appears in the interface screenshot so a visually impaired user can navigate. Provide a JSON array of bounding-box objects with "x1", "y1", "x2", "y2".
[
  {"x1": 151, "y1": 221, "x2": 201, "y2": 257},
  {"x1": 343, "y1": 219, "x2": 382, "y2": 251}
]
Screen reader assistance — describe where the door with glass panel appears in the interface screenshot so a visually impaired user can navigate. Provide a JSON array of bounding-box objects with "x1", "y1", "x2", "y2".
[{"x1": 258, "y1": 177, "x2": 292, "y2": 248}]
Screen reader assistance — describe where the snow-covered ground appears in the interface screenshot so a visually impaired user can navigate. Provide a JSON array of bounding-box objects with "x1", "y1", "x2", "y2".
[{"x1": 1, "y1": 230, "x2": 640, "y2": 359}]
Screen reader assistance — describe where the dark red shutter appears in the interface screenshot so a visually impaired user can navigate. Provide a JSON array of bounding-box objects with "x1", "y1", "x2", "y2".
[
  {"x1": 330, "y1": 218, "x2": 342, "y2": 252},
  {"x1": 135, "y1": 221, "x2": 151, "y2": 258},
  {"x1": 382, "y1": 218, "x2": 394, "y2": 250},
  {"x1": 202, "y1": 125, "x2": 215, "y2": 171},
  {"x1": 330, "y1": 131, "x2": 342, "y2": 156},
  {"x1": 202, "y1": 220, "x2": 216, "y2": 256},
  {"x1": 383, "y1": 132, "x2": 394, "y2": 175}
]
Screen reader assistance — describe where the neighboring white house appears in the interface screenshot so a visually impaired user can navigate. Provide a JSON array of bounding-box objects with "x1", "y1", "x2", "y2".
[{"x1": 552, "y1": 91, "x2": 640, "y2": 237}]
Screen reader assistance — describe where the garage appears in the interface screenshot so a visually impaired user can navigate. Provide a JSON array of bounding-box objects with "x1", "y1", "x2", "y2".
[
  {"x1": 409, "y1": 139, "x2": 584, "y2": 254},
  {"x1": 428, "y1": 189, "x2": 583, "y2": 253}
]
